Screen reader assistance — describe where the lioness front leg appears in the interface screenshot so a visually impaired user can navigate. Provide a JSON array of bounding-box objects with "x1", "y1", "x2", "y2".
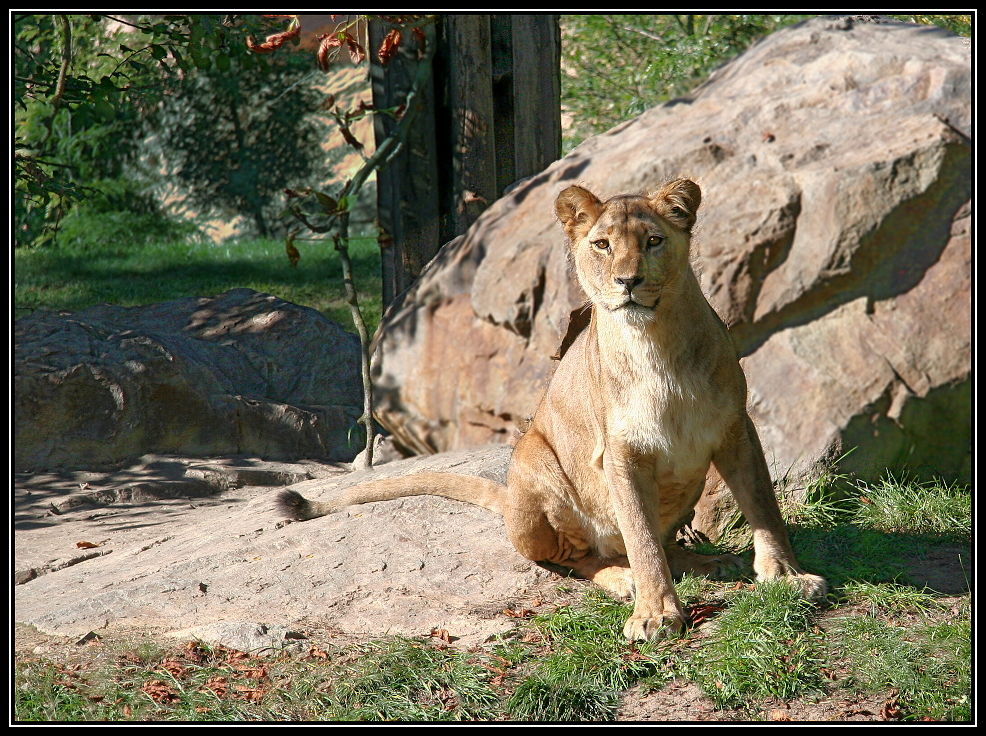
[
  {"x1": 713, "y1": 415, "x2": 827, "y2": 599},
  {"x1": 604, "y1": 450, "x2": 687, "y2": 640}
]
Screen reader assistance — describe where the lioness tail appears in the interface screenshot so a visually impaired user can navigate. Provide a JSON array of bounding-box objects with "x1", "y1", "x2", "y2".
[{"x1": 276, "y1": 471, "x2": 505, "y2": 521}]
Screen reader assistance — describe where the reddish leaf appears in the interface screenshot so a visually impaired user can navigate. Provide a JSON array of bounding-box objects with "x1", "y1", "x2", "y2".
[
  {"x1": 76, "y1": 540, "x2": 101, "y2": 549},
  {"x1": 247, "y1": 22, "x2": 301, "y2": 54},
  {"x1": 429, "y1": 628, "x2": 452, "y2": 644},
  {"x1": 880, "y1": 695, "x2": 903, "y2": 721},
  {"x1": 377, "y1": 29, "x2": 401, "y2": 65},
  {"x1": 234, "y1": 684, "x2": 267, "y2": 701},
  {"x1": 141, "y1": 679, "x2": 180, "y2": 704},
  {"x1": 200, "y1": 676, "x2": 228, "y2": 698},
  {"x1": 339, "y1": 124, "x2": 364, "y2": 152},
  {"x1": 687, "y1": 603, "x2": 726, "y2": 627},
  {"x1": 413, "y1": 26, "x2": 427, "y2": 58},
  {"x1": 502, "y1": 608, "x2": 534, "y2": 618},
  {"x1": 285, "y1": 235, "x2": 300, "y2": 268},
  {"x1": 346, "y1": 33, "x2": 366, "y2": 65},
  {"x1": 156, "y1": 659, "x2": 186, "y2": 678},
  {"x1": 317, "y1": 34, "x2": 344, "y2": 72}
]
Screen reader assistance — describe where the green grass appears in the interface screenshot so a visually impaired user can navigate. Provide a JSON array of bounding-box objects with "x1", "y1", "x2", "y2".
[
  {"x1": 504, "y1": 589, "x2": 672, "y2": 721},
  {"x1": 14, "y1": 233, "x2": 384, "y2": 338},
  {"x1": 829, "y1": 613, "x2": 971, "y2": 721},
  {"x1": 15, "y1": 495, "x2": 971, "y2": 722},
  {"x1": 683, "y1": 582, "x2": 825, "y2": 709}
]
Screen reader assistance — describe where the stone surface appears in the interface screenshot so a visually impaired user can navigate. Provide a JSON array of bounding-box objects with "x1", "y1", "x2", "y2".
[
  {"x1": 13, "y1": 445, "x2": 572, "y2": 650},
  {"x1": 371, "y1": 16, "x2": 972, "y2": 512},
  {"x1": 14, "y1": 288, "x2": 365, "y2": 472}
]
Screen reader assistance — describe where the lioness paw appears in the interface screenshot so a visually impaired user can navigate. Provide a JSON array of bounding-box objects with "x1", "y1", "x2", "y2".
[
  {"x1": 790, "y1": 572, "x2": 828, "y2": 601},
  {"x1": 623, "y1": 611, "x2": 685, "y2": 641},
  {"x1": 757, "y1": 569, "x2": 828, "y2": 601}
]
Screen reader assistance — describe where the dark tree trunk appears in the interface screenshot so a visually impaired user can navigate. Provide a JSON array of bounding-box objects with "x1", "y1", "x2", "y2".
[{"x1": 370, "y1": 14, "x2": 561, "y2": 309}]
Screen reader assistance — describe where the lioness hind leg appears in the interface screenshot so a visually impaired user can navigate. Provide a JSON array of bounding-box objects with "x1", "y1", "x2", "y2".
[
  {"x1": 561, "y1": 554, "x2": 636, "y2": 599},
  {"x1": 664, "y1": 545, "x2": 745, "y2": 581}
]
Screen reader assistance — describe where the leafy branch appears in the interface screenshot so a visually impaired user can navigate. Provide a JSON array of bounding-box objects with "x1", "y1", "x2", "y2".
[{"x1": 272, "y1": 14, "x2": 437, "y2": 468}]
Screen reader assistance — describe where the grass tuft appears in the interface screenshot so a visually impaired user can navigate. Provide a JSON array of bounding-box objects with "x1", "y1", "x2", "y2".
[
  {"x1": 685, "y1": 581, "x2": 825, "y2": 708},
  {"x1": 506, "y1": 590, "x2": 673, "y2": 721},
  {"x1": 318, "y1": 638, "x2": 500, "y2": 721},
  {"x1": 830, "y1": 612, "x2": 971, "y2": 721}
]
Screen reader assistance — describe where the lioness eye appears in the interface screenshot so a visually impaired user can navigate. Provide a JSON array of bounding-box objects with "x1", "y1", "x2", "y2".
[
  {"x1": 647, "y1": 235, "x2": 664, "y2": 248},
  {"x1": 592, "y1": 239, "x2": 610, "y2": 252}
]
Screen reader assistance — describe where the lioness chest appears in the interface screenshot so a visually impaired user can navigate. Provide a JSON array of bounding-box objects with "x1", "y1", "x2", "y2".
[{"x1": 601, "y1": 313, "x2": 733, "y2": 476}]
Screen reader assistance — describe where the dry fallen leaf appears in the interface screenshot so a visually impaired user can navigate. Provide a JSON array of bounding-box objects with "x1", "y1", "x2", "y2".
[
  {"x1": 428, "y1": 628, "x2": 452, "y2": 644},
  {"x1": 141, "y1": 679, "x2": 180, "y2": 704},
  {"x1": 687, "y1": 603, "x2": 725, "y2": 627}
]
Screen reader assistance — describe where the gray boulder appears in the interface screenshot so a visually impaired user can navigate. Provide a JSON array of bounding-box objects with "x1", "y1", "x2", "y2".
[
  {"x1": 371, "y1": 15, "x2": 972, "y2": 518},
  {"x1": 15, "y1": 288, "x2": 365, "y2": 472},
  {"x1": 14, "y1": 446, "x2": 561, "y2": 650}
]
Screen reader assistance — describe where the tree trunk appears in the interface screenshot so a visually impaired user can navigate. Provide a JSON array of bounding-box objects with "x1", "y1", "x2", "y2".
[{"x1": 370, "y1": 14, "x2": 561, "y2": 310}]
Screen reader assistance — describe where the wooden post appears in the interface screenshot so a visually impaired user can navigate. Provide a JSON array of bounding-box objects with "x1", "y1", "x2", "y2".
[
  {"x1": 370, "y1": 21, "x2": 441, "y2": 306},
  {"x1": 370, "y1": 14, "x2": 561, "y2": 308},
  {"x1": 444, "y1": 15, "x2": 498, "y2": 238},
  {"x1": 510, "y1": 14, "x2": 562, "y2": 182}
]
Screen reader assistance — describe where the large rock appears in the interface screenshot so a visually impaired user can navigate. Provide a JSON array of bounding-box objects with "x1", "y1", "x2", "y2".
[
  {"x1": 15, "y1": 288, "x2": 365, "y2": 472},
  {"x1": 371, "y1": 15, "x2": 972, "y2": 512},
  {"x1": 14, "y1": 446, "x2": 564, "y2": 650}
]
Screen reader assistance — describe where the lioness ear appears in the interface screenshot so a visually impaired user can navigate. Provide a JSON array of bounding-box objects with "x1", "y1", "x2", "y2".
[
  {"x1": 651, "y1": 179, "x2": 701, "y2": 232},
  {"x1": 555, "y1": 186, "x2": 603, "y2": 240}
]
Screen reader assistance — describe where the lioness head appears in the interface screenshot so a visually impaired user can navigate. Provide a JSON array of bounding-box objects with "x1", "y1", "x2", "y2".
[{"x1": 555, "y1": 180, "x2": 701, "y2": 319}]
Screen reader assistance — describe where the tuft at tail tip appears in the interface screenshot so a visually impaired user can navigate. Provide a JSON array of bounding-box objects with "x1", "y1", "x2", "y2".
[{"x1": 276, "y1": 489, "x2": 312, "y2": 520}]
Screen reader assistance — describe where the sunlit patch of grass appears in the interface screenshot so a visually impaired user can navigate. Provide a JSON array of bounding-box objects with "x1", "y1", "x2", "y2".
[
  {"x1": 684, "y1": 581, "x2": 825, "y2": 709},
  {"x1": 506, "y1": 589, "x2": 674, "y2": 721},
  {"x1": 850, "y1": 474, "x2": 971, "y2": 538},
  {"x1": 829, "y1": 611, "x2": 971, "y2": 721},
  {"x1": 14, "y1": 234, "x2": 383, "y2": 337},
  {"x1": 311, "y1": 637, "x2": 500, "y2": 721}
]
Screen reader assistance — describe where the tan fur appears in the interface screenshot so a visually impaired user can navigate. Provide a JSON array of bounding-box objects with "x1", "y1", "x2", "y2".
[{"x1": 277, "y1": 180, "x2": 826, "y2": 640}]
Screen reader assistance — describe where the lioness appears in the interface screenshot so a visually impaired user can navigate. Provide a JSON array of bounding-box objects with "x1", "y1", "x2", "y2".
[{"x1": 278, "y1": 180, "x2": 826, "y2": 640}]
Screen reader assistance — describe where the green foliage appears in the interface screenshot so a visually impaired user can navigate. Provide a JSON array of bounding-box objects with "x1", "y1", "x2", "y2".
[
  {"x1": 560, "y1": 13, "x2": 971, "y2": 153},
  {"x1": 13, "y1": 14, "x2": 302, "y2": 247},
  {"x1": 559, "y1": 14, "x2": 812, "y2": 152},
  {"x1": 320, "y1": 638, "x2": 499, "y2": 720},
  {"x1": 850, "y1": 475, "x2": 971, "y2": 538},
  {"x1": 151, "y1": 28, "x2": 327, "y2": 238},
  {"x1": 53, "y1": 178, "x2": 201, "y2": 250},
  {"x1": 888, "y1": 14, "x2": 972, "y2": 36},
  {"x1": 14, "y1": 234, "x2": 383, "y2": 336},
  {"x1": 831, "y1": 614, "x2": 971, "y2": 721}
]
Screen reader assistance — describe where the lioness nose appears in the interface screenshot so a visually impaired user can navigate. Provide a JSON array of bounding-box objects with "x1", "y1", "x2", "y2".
[{"x1": 615, "y1": 276, "x2": 643, "y2": 291}]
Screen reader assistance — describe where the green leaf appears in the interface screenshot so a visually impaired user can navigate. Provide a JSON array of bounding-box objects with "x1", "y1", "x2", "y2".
[
  {"x1": 314, "y1": 191, "x2": 338, "y2": 212},
  {"x1": 215, "y1": 53, "x2": 230, "y2": 73},
  {"x1": 336, "y1": 195, "x2": 352, "y2": 213}
]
